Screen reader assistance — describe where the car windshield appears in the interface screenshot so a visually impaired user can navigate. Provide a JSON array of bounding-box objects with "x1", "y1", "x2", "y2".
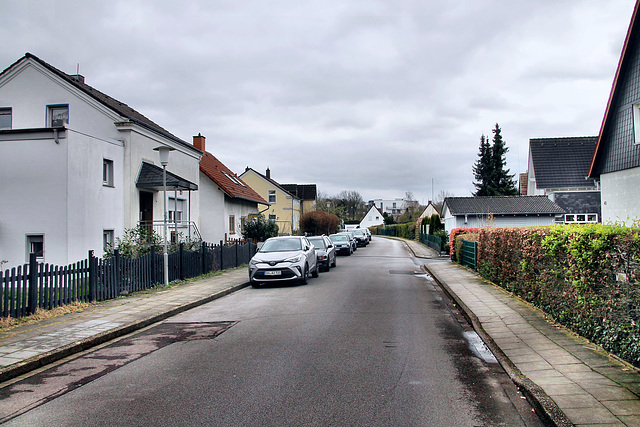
[
  {"x1": 308, "y1": 238, "x2": 326, "y2": 249},
  {"x1": 330, "y1": 235, "x2": 348, "y2": 242},
  {"x1": 352, "y1": 230, "x2": 363, "y2": 235},
  {"x1": 260, "y1": 239, "x2": 302, "y2": 252}
]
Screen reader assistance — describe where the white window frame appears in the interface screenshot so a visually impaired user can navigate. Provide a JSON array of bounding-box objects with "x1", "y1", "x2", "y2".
[
  {"x1": 634, "y1": 103, "x2": 640, "y2": 145},
  {"x1": 103, "y1": 230, "x2": 114, "y2": 251},
  {"x1": 26, "y1": 234, "x2": 44, "y2": 262},
  {"x1": 168, "y1": 197, "x2": 185, "y2": 223},
  {"x1": 48, "y1": 104, "x2": 69, "y2": 127},
  {"x1": 103, "y1": 159, "x2": 114, "y2": 186},
  {"x1": 268, "y1": 190, "x2": 276, "y2": 204},
  {"x1": 0, "y1": 107, "x2": 11, "y2": 130}
]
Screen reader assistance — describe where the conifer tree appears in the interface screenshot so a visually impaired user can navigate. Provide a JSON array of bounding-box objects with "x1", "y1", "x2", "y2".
[
  {"x1": 472, "y1": 123, "x2": 518, "y2": 196},
  {"x1": 472, "y1": 134, "x2": 492, "y2": 196},
  {"x1": 489, "y1": 123, "x2": 517, "y2": 196}
]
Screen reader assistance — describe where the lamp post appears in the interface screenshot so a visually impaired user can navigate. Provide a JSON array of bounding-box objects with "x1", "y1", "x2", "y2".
[{"x1": 154, "y1": 146, "x2": 174, "y2": 286}]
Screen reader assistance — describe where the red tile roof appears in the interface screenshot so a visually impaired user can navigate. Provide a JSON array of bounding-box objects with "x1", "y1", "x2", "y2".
[{"x1": 200, "y1": 152, "x2": 268, "y2": 205}]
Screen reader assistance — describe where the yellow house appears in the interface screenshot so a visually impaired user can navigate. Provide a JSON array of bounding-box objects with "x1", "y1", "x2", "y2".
[{"x1": 240, "y1": 167, "x2": 302, "y2": 235}]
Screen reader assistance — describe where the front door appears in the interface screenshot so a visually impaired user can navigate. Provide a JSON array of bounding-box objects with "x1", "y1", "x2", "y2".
[{"x1": 139, "y1": 191, "x2": 153, "y2": 232}]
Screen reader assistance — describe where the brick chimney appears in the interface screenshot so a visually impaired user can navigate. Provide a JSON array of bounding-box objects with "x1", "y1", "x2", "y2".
[
  {"x1": 193, "y1": 133, "x2": 205, "y2": 152},
  {"x1": 266, "y1": 167, "x2": 271, "y2": 179}
]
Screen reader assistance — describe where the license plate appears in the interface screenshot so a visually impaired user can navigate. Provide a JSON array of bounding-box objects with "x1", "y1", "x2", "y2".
[{"x1": 265, "y1": 270, "x2": 281, "y2": 276}]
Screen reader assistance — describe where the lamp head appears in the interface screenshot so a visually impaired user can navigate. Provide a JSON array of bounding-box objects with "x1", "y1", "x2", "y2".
[{"x1": 153, "y1": 146, "x2": 175, "y2": 166}]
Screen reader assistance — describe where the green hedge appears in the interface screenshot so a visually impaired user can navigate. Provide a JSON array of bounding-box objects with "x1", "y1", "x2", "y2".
[
  {"x1": 475, "y1": 225, "x2": 640, "y2": 366},
  {"x1": 371, "y1": 222, "x2": 417, "y2": 239}
]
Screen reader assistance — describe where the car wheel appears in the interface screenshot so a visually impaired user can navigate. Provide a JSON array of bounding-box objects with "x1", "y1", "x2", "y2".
[
  {"x1": 331, "y1": 255, "x2": 336, "y2": 268},
  {"x1": 312, "y1": 263, "x2": 319, "y2": 278},
  {"x1": 300, "y1": 265, "x2": 309, "y2": 285}
]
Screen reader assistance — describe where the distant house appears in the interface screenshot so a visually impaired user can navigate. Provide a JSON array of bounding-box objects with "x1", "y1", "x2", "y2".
[
  {"x1": 527, "y1": 136, "x2": 601, "y2": 224},
  {"x1": 589, "y1": 1, "x2": 640, "y2": 225},
  {"x1": 369, "y1": 197, "x2": 418, "y2": 219},
  {"x1": 0, "y1": 53, "x2": 201, "y2": 268},
  {"x1": 418, "y1": 201, "x2": 440, "y2": 221},
  {"x1": 239, "y1": 168, "x2": 302, "y2": 235},
  {"x1": 359, "y1": 205, "x2": 385, "y2": 229},
  {"x1": 281, "y1": 184, "x2": 317, "y2": 216},
  {"x1": 195, "y1": 135, "x2": 268, "y2": 243},
  {"x1": 441, "y1": 196, "x2": 565, "y2": 236}
]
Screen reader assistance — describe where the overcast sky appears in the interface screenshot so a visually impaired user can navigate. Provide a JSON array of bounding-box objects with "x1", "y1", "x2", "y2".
[{"x1": 1, "y1": 0, "x2": 636, "y2": 204}]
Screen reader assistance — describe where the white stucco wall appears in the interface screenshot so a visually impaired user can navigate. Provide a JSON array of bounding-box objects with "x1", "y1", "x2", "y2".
[
  {"x1": 199, "y1": 174, "x2": 226, "y2": 243},
  {"x1": 0, "y1": 57, "x2": 201, "y2": 268},
  {"x1": 600, "y1": 167, "x2": 640, "y2": 225},
  {"x1": 443, "y1": 214, "x2": 558, "y2": 236}
]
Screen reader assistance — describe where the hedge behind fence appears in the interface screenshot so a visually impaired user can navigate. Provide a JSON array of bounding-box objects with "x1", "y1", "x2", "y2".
[{"x1": 473, "y1": 225, "x2": 640, "y2": 366}]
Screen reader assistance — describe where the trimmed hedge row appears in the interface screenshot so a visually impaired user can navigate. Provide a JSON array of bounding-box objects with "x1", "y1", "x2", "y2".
[
  {"x1": 472, "y1": 225, "x2": 640, "y2": 366},
  {"x1": 371, "y1": 222, "x2": 417, "y2": 239}
]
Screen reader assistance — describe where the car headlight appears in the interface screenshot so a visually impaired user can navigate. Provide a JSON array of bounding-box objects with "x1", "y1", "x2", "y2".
[
  {"x1": 250, "y1": 258, "x2": 262, "y2": 265},
  {"x1": 284, "y1": 254, "x2": 303, "y2": 263}
]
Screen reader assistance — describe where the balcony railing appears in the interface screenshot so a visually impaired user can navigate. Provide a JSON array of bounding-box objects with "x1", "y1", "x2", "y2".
[{"x1": 139, "y1": 220, "x2": 202, "y2": 243}]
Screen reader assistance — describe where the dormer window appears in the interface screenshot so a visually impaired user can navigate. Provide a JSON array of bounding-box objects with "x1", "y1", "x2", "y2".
[{"x1": 48, "y1": 104, "x2": 68, "y2": 127}]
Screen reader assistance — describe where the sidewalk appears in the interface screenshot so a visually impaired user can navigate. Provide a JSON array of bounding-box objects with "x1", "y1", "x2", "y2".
[
  {"x1": 0, "y1": 268, "x2": 250, "y2": 384},
  {"x1": 397, "y1": 237, "x2": 640, "y2": 427}
]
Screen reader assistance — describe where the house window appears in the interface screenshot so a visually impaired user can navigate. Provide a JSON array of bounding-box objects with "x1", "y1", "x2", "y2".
[
  {"x1": 48, "y1": 104, "x2": 69, "y2": 127},
  {"x1": 229, "y1": 215, "x2": 236, "y2": 234},
  {"x1": 0, "y1": 108, "x2": 11, "y2": 129},
  {"x1": 103, "y1": 159, "x2": 114, "y2": 186},
  {"x1": 168, "y1": 198, "x2": 185, "y2": 222},
  {"x1": 26, "y1": 234, "x2": 44, "y2": 262},
  {"x1": 268, "y1": 190, "x2": 276, "y2": 204},
  {"x1": 103, "y1": 230, "x2": 114, "y2": 251},
  {"x1": 269, "y1": 214, "x2": 277, "y2": 221}
]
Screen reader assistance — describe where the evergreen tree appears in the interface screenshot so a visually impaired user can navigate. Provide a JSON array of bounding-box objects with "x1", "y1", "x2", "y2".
[
  {"x1": 489, "y1": 123, "x2": 517, "y2": 196},
  {"x1": 472, "y1": 123, "x2": 518, "y2": 196},
  {"x1": 472, "y1": 134, "x2": 492, "y2": 196}
]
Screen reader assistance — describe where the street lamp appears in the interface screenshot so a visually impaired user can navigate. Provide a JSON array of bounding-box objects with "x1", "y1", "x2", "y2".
[{"x1": 154, "y1": 146, "x2": 174, "y2": 287}]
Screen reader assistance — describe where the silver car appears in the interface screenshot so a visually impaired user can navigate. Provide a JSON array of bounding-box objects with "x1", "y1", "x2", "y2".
[{"x1": 249, "y1": 236, "x2": 319, "y2": 287}]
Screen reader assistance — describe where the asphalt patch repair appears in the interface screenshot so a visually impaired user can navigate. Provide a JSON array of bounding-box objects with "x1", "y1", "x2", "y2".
[{"x1": 0, "y1": 322, "x2": 236, "y2": 423}]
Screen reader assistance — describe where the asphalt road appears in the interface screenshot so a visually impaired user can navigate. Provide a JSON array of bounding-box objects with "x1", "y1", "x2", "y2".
[{"x1": 3, "y1": 238, "x2": 543, "y2": 426}]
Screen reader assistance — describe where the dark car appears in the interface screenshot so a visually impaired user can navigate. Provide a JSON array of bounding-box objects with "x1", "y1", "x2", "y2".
[
  {"x1": 351, "y1": 229, "x2": 368, "y2": 247},
  {"x1": 329, "y1": 233, "x2": 353, "y2": 255},
  {"x1": 308, "y1": 235, "x2": 337, "y2": 272},
  {"x1": 337, "y1": 231, "x2": 357, "y2": 252}
]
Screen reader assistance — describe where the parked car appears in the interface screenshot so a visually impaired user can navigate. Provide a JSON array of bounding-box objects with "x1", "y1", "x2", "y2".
[
  {"x1": 362, "y1": 228, "x2": 372, "y2": 242},
  {"x1": 248, "y1": 236, "x2": 318, "y2": 287},
  {"x1": 351, "y1": 229, "x2": 368, "y2": 247},
  {"x1": 329, "y1": 233, "x2": 353, "y2": 255},
  {"x1": 338, "y1": 231, "x2": 357, "y2": 252},
  {"x1": 308, "y1": 235, "x2": 337, "y2": 272}
]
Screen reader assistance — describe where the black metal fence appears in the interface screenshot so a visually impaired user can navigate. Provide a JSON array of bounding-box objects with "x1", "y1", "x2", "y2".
[
  {"x1": 0, "y1": 241, "x2": 256, "y2": 319},
  {"x1": 418, "y1": 233, "x2": 443, "y2": 253}
]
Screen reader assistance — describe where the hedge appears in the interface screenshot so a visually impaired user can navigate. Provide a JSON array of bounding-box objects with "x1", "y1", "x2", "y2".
[{"x1": 473, "y1": 225, "x2": 640, "y2": 366}]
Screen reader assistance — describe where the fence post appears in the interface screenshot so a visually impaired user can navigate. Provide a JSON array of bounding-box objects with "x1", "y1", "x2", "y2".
[
  {"x1": 179, "y1": 243, "x2": 185, "y2": 280},
  {"x1": 219, "y1": 240, "x2": 224, "y2": 270},
  {"x1": 114, "y1": 249, "x2": 121, "y2": 294},
  {"x1": 27, "y1": 253, "x2": 38, "y2": 315},
  {"x1": 201, "y1": 241, "x2": 207, "y2": 275},
  {"x1": 88, "y1": 250, "x2": 97, "y2": 302},
  {"x1": 235, "y1": 242, "x2": 239, "y2": 268},
  {"x1": 151, "y1": 246, "x2": 157, "y2": 284}
]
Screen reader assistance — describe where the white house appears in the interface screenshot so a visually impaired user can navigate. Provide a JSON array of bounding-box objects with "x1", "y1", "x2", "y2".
[
  {"x1": 589, "y1": 1, "x2": 640, "y2": 225},
  {"x1": 368, "y1": 198, "x2": 418, "y2": 218},
  {"x1": 195, "y1": 134, "x2": 268, "y2": 243},
  {"x1": 441, "y1": 196, "x2": 565, "y2": 236},
  {"x1": 359, "y1": 205, "x2": 384, "y2": 229},
  {"x1": 0, "y1": 53, "x2": 202, "y2": 268}
]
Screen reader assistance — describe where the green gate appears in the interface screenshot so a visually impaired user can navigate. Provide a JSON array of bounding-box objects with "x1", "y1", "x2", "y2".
[{"x1": 461, "y1": 240, "x2": 478, "y2": 271}]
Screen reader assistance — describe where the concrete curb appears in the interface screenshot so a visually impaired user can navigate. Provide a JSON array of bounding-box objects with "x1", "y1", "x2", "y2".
[
  {"x1": 0, "y1": 281, "x2": 250, "y2": 384},
  {"x1": 422, "y1": 263, "x2": 572, "y2": 427}
]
